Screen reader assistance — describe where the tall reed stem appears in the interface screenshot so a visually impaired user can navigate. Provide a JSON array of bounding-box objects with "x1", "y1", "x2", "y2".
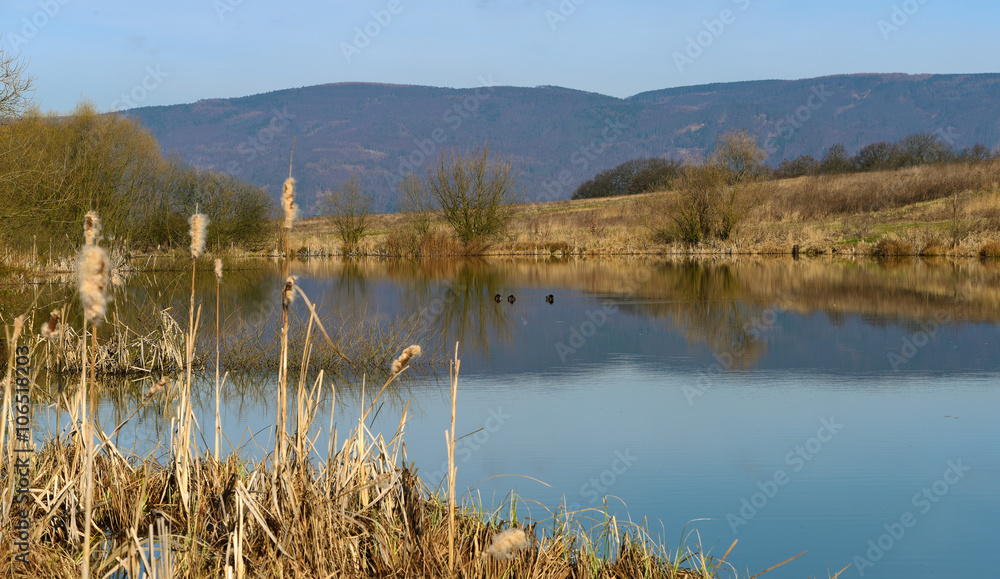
[
  {"x1": 81, "y1": 319, "x2": 93, "y2": 579},
  {"x1": 214, "y1": 272, "x2": 221, "y2": 461},
  {"x1": 447, "y1": 342, "x2": 460, "y2": 575}
]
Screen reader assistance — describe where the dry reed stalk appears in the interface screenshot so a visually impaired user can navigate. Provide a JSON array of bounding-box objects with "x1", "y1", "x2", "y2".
[
  {"x1": 277, "y1": 175, "x2": 296, "y2": 465},
  {"x1": 215, "y1": 258, "x2": 223, "y2": 460},
  {"x1": 77, "y1": 214, "x2": 110, "y2": 579},
  {"x1": 1, "y1": 316, "x2": 25, "y2": 504},
  {"x1": 447, "y1": 342, "x2": 460, "y2": 574}
]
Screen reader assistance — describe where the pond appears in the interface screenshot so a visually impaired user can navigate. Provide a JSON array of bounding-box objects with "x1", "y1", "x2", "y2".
[{"x1": 31, "y1": 257, "x2": 1000, "y2": 578}]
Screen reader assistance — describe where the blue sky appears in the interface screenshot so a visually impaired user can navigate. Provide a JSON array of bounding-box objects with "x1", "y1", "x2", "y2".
[{"x1": 5, "y1": 0, "x2": 997, "y2": 113}]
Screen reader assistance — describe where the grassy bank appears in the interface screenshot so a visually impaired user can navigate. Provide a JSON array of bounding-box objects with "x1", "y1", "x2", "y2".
[{"x1": 289, "y1": 160, "x2": 1000, "y2": 258}]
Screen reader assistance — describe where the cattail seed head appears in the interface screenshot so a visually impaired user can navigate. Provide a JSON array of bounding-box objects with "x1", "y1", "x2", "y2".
[
  {"x1": 214, "y1": 258, "x2": 223, "y2": 281},
  {"x1": 41, "y1": 310, "x2": 61, "y2": 340},
  {"x1": 482, "y1": 528, "x2": 529, "y2": 560},
  {"x1": 282, "y1": 275, "x2": 297, "y2": 307},
  {"x1": 282, "y1": 178, "x2": 298, "y2": 229},
  {"x1": 391, "y1": 345, "x2": 422, "y2": 375},
  {"x1": 78, "y1": 245, "x2": 110, "y2": 325},
  {"x1": 147, "y1": 376, "x2": 168, "y2": 398},
  {"x1": 189, "y1": 213, "x2": 209, "y2": 259},
  {"x1": 83, "y1": 211, "x2": 101, "y2": 246}
]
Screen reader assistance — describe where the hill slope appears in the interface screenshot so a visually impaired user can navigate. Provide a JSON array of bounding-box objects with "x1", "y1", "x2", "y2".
[{"x1": 126, "y1": 73, "x2": 1000, "y2": 212}]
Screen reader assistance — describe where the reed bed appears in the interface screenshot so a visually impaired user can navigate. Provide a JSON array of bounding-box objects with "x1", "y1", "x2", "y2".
[
  {"x1": 3, "y1": 336, "x2": 763, "y2": 578},
  {"x1": 0, "y1": 208, "x2": 795, "y2": 578}
]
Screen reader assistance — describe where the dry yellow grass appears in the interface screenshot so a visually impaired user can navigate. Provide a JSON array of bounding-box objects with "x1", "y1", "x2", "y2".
[{"x1": 290, "y1": 160, "x2": 1000, "y2": 258}]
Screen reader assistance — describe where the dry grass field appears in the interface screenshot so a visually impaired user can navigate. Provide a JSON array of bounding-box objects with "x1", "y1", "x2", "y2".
[{"x1": 290, "y1": 160, "x2": 1000, "y2": 259}]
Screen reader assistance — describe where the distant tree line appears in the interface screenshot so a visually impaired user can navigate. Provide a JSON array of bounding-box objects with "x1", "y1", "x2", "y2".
[
  {"x1": 773, "y1": 133, "x2": 997, "y2": 179},
  {"x1": 571, "y1": 157, "x2": 683, "y2": 200},
  {"x1": 571, "y1": 131, "x2": 998, "y2": 201},
  {"x1": 0, "y1": 102, "x2": 274, "y2": 254}
]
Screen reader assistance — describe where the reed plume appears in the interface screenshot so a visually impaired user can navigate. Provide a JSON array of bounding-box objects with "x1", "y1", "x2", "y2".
[
  {"x1": 282, "y1": 275, "x2": 297, "y2": 306},
  {"x1": 214, "y1": 258, "x2": 223, "y2": 281},
  {"x1": 83, "y1": 210, "x2": 100, "y2": 246},
  {"x1": 391, "y1": 344, "x2": 422, "y2": 375},
  {"x1": 189, "y1": 212, "x2": 209, "y2": 259},
  {"x1": 78, "y1": 246, "x2": 110, "y2": 325},
  {"x1": 282, "y1": 177, "x2": 298, "y2": 229},
  {"x1": 40, "y1": 309, "x2": 61, "y2": 340},
  {"x1": 147, "y1": 375, "x2": 168, "y2": 398},
  {"x1": 482, "y1": 528, "x2": 530, "y2": 560}
]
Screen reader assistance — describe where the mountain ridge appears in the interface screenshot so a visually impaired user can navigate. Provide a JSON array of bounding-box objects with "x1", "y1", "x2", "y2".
[{"x1": 124, "y1": 72, "x2": 1000, "y2": 213}]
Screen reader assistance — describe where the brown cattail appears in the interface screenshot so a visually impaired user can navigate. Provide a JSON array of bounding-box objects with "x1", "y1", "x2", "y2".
[
  {"x1": 147, "y1": 376, "x2": 168, "y2": 398},
  {"x1": 78, "y1": 246, "x2": 110, "y2": 325},
  {"x1": 214, "y1": 258, "x2": 223, "y2": 281},
  {"x1": 391, "y1": 345, "x2": 422, "y2": 375},
  {"x1": 481, "y1": 528, "x2": 529, "y2": 560},
  {"x1": 83, "y1": 211, "x2": 101, "y2": 246},
  {"x1": 282, "y1": 275, "x2": 297, "y2": 307},
  {"x1": 189, "y1": 213, "x2": 209, "y2": 259},
  {"x1": 111, "y1": 269, "x2": 123, "y2": 287},
  {"x1": 41, "y1": 310, "x2": 61, "y2": 340},
  {"x1": 282, "y1": 177, "x2": 298, "y2": 229}
]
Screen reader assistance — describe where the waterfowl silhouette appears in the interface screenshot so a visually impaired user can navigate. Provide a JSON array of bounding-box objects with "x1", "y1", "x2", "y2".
[
  {"x1": 494, "y1": 294, "x2": 502, "y2": 303},
  {"x1": 545, "y1": 294, "x2": 554, "y2": 304},
  {"x1": 507, "y1": 295, "x2": 516, "y2": 304}
]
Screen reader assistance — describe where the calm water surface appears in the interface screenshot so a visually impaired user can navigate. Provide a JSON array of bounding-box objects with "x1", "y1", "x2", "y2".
[{"x1": 44, "y1": 258, "x2": 1000, "y2": 578}]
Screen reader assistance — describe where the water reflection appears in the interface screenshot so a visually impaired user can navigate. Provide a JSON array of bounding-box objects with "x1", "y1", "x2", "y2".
[{"x1": 19, "y1": 255, "x2": 1000, "y2": 429}]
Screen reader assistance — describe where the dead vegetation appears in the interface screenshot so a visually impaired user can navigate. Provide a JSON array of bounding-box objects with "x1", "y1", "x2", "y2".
[{"x1": 286, "y1": 159, "x2": 1000, "y2": 259}]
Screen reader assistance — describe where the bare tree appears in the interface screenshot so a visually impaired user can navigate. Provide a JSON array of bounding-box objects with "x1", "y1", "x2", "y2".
[
  {"x1": 398, "y1": 173, "x2": 434, "y2": 235},
  {"x1": 669, "y1": 129, "x2": 765, "y2": 243},
  {"x1": 0, "y1": 40, "x2": 34, "y2": 118},
  {"x1": 672, "y1": 163, "x2": 723, "y2": 243},
  {"x1": 322, "y1": 175, "x2": 373, "y2": 248},
  {"x1": 427, "y1": 146, "x2": 519, "y2": 246},
  {"x1": 710, "y1": 129, "x2": 766, "y2": 240}
]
